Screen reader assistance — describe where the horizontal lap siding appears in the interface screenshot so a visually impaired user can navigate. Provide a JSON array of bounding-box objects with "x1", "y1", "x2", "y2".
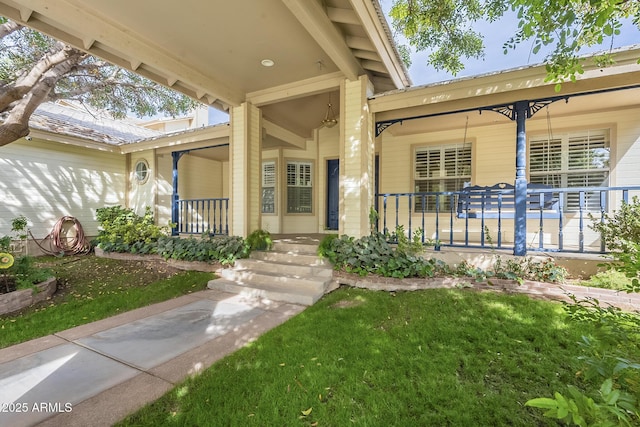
[{"x1": 0, "y1": 139, "x2": 125, "y2": 238}]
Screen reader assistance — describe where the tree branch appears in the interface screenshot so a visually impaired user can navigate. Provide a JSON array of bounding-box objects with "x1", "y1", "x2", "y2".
[
  {"x1": 0, "y1": 43, "x2": 86, "y2": 112},
  {"x1": 0, "y1": 49, "x2": 86, "y2": 146}
]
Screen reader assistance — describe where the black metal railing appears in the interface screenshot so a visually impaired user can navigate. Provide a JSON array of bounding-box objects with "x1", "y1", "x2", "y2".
[
  {"x1": 176, "y1": 198, "x2": 229, "y2": 235},
  {"x1": 376, "y1": 186, "x2": 640, "y2": 254}
]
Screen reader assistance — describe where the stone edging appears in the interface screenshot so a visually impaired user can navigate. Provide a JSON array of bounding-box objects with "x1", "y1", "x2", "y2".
[
  {"x1": 333, "y1": 274, "x2": 640, "y2": 312},
  {"x1": 94, "y1": 247, "x2": 223, "y2": 273},
  {"x1": 0, "y1": 277, "x2": 57, "y2": 316}
]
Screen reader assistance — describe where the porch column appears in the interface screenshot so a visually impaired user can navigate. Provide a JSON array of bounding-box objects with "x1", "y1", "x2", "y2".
[
  {"x1": 229, "y1": 102, "x2": 262, "y2": 237},
  {"x1": 171, "y1": 151, "x2": 185, "y2": 236},
  {"x1": 340, "y1": 75, "x2": 375, "y2": 238},
  {"x1": 514, "y1": 101, "x2": 528, "y2": 256}
]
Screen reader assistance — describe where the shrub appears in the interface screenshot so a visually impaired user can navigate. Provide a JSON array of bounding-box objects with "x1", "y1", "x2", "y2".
[
  {"x1": 156, "y1": 235, "x2": 249, "y2": 265},
  {"x1": 581, "y1": 269, "x2": 632, "y2": 291},
  {"x1": 246, "y1": 229, "x2": 273, "y2": 251},
  {"x1": 93, "y1": 206, "x2": 169, "y2": 253}
]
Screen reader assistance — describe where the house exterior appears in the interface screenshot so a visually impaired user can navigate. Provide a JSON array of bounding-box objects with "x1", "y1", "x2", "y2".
[{"x1": 1, "y1": 0, "x2": 639, "y2": 256}]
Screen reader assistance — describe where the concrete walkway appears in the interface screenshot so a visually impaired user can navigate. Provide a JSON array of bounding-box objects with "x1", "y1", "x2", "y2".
[{"x1": 0, "y1": 289, "x2": 305, "y2": 427}]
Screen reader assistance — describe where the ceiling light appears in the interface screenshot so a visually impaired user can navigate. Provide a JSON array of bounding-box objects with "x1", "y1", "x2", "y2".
[
  {"x1": 321, "y1": 94, "x2": 337, "y2": 128},
  {"x1": 261, "y1": 59, "x2": 275, "y2": 67}
]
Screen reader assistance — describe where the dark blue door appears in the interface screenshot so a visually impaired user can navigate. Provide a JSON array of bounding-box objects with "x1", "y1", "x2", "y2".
[{"x1": 326, "y1": 159, "x2": 339, "y2": 230}]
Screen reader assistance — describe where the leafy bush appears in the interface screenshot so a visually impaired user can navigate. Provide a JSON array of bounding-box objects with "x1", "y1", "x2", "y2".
[
  {"x1": 7, "y1": 255, "x2": 52, "y2": 289},
  {"x1": 318, "y1": 231, "x2": 442, "y2": 278},
  {"x1": 93, "y1": 206, "x2": 169, "y2": 253},
  {"x1": 246, "y1": 229, "x2": 273, "y2": 251},
  {"x1": 581, "y1": 269, "x2": 632, "y2": 291},
  {"x1": 590, "y1": 198, "x2": 640, "y2": 293},
  {"x1": 156, "y1": 235, "x2": 249, "y2": 265}
]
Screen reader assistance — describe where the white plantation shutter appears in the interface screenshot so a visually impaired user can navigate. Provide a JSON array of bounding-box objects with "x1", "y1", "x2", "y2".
[
  {"x1": 287, "y1": 161, "x2": 312, "y2": 213},
  {"x1": 529, "y1": 129, "x2": 609, "y2": 210},
  {"x1": 262, "y1": 161, "x2": 276, "y2": 213},
  {"x1": 414, "y1": 144, "x2": 471, "y2": 212}
]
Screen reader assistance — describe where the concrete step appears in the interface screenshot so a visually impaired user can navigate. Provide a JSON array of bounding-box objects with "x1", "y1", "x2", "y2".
[
  {"x1": 235, "y1": 258, "x2": 332, "y2": 278},
  {"x1": 220, "y1": 268, "x2": 329, "y2": 292},
  {"x1": 207, "y1": 278, "x2": 324, "y2": 306},
  {"x1": 250, "y1": 250, "x2": 330, "y2": 267},
  {"x1": 271, "y1": 241, "x2": 319, "y2": 255}
]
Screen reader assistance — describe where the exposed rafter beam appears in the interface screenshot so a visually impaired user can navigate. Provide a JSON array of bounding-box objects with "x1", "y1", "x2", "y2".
[
  {"x1": 326, "y1": 7, "x2": 360, "y2": 25},
  {"x1": 0, "y1": 0, "x2": 245, "y2": 107},
  {"x1": 247, "y1": 71, "x2": 344, "y2": 106},
  {"x1": 348, "y1": 0, "x2": 411, "y2": 88},
  {"x1": 282, "y1": 0, "x2": 362, "y2": 82},
  {"x1": 263, "y1": 119, "x2": 306, "y2": 149}
]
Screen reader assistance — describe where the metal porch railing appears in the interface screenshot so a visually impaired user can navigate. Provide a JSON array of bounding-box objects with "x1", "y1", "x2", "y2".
[
  {"x1": 376, "y1": 186, "x2": 640, "y2": 254},
  {"x1": 175, "y1": 198, "x2": 229, "y2": 235}
]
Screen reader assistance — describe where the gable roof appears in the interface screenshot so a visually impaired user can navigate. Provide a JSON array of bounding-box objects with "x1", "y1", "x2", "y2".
[{"x1": 28, "y1": 103, "x2": 162, "y2": 145}]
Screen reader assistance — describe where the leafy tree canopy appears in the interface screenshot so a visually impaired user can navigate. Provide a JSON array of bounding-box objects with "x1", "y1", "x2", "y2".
[
  {"x1": 0, "y1": 16, "x2": 200, "y2": 146},
  {"x1": 389, "y1": 0, "x2": 640, "y2": 88}
]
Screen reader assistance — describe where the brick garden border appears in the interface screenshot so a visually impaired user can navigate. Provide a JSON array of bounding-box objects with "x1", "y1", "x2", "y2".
[{"x1": 0, "y1": 277, "x2": 57, "y2": 316}]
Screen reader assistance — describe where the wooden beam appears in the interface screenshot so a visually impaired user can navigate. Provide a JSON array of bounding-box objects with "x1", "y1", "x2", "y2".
[
  {"x1": 263, "y1": 119, "x2": 306, "y2": 149},
  {"x1": 247, "y1": 71, "x2": 344, "y2": 106},
  {"x1": 282, "y1": 0, "x2": 362, "y2": 82},
  {"x1": 326, "y1": 7, "x2": 360, "y2": 25}
]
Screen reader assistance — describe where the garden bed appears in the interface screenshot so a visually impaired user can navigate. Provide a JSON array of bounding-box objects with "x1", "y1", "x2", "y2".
[
  {"x1": 0, "y1": 277, "x2": 57, "y2": 316},
  {"x1": 94, "y1": 247, "x2": 223, "y2": 273}
]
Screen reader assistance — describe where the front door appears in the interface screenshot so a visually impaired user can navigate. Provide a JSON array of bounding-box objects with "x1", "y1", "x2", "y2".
[{"x1": 326, "y1": 159, "x2": 339, "y2": 230}]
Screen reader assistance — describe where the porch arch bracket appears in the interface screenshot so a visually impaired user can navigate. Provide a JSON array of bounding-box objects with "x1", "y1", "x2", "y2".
[{"x1": 479, "y1": 96, "x2": 568, "y2": 121}]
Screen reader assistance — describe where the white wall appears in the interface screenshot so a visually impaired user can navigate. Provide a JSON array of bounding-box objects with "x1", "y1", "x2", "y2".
[{"x1": 0, "y1": 138, "x2": 126, "y2": 238}]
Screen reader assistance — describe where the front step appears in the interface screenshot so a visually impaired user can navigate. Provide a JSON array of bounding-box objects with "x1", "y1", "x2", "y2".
[{"x1": 208, "y1": 237, "x2": 335, "y2": 306}]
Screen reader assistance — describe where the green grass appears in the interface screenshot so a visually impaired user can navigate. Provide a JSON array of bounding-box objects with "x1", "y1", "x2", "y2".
[
  {"x1": 0, "y1": 255, "x2": 214, "y2": 348},
  {"x1": 117, "y1": 287, "x2": 619, "y2": 427}
]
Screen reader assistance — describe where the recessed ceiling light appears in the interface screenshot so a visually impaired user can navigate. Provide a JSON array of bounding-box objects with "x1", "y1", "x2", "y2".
[{"x1": 261, "y1": 59, "x2": 275, "y2": 67}]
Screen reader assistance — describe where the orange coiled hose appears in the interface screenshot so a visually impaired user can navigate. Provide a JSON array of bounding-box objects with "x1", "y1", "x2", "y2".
[{"x1": 32, "y1": 216, "x2": 91, "y2": 255}]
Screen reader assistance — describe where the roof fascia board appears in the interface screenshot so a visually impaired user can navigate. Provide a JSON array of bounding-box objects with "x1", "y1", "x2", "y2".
[
  {"x1": 282, "y1": 0, "x2": 362, "y2": 81},
  {"x1": 27, "y1": 129, "x2": 122, "y2": 153},
  {"x1": 348, "y1": 0, "x2": 410, "y2": 88},
  {"x1": 0, "y1": 0, "x2": 244, "y2": 107},
  {"x1": 121, "y1": 125, "x2": 231, "y2": 154},
  {"x1": 247, "y1": 71, "x2": 344, "y2": 106}
]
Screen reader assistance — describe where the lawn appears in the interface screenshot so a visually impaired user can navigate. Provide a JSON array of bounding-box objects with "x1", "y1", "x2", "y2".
[
  {"x1": 0, "y1": 255, "x2": 214, "y2": 349},
  {"x1": 117, "y1": 286, "x2": 617, "y2": 426}
]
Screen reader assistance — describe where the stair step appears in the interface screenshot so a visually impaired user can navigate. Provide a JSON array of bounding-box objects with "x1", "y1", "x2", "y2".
[
  {"x1": 271, "y1": 241, "x2": 319, "y2": 255},
  {"x1": 250, "y1": 250, "x2": 329, "y2": 267},
  {"x1": 236, "y1": 258, "x2": 332, "y2": 278},
  {"x1": 207, "y1": 278, "x2": 323, "y2": 306},
  {"x1": 220, "y1": 269, "x2": 329, "y2": 292}
]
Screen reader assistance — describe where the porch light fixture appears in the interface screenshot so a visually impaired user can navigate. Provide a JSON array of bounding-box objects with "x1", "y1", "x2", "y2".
[
  {"x1": 321, "y1": 94, "x2": 337, "y2": 128},
  {"x1": 261, "y1": 59, "x2": 275, "y2": 67}
]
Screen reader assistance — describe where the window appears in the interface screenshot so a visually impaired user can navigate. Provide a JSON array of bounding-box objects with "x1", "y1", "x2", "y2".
[
  {"x1": 262, "y1": 161, "x2": 276, "y2": 214},
  {"x1": 529, "y1": 129, "x2": 610, "y2": 210},
  {"x1": 287, "y1": 161, "x2": 312, "y2": 213},
  {"x1": 134, "y1": 159, "x2": 149, "y2": 184},
  {"x1": 414, "y1": 144, "x2": 471, "y2": 212}
]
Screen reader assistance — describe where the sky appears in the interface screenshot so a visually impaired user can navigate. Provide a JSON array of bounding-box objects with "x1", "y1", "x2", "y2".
[{"x1": 379, "y1": 1, "x2": 640, "y2": 86}]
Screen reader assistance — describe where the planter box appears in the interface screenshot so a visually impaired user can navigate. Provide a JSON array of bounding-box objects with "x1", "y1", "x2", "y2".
[{"x1": 0, "y1": 277, "x2": 57, "y2": 316}]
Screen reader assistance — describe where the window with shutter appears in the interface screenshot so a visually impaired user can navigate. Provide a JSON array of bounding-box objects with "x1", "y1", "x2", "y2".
[
  {"x1": 414, "y1": 144, "x2": 471, "y2": 212},
  {"x1": 286, "y1": 161, "x2": 313, "y2": 213},
  {"x1": 262, "y1": 161, "x2": 276, "y2": 214},
  {"x1": 529, "y1": 129, "x2": 609, "y2": 211}
]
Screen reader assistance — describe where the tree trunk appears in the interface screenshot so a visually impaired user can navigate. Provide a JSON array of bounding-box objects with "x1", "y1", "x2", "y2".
[{"x1": 0, "y1": 47, "x2": 85, "y2": 147}]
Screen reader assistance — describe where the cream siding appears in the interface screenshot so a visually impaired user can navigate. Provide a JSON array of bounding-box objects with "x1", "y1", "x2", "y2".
[
  {"x1": 0, "y1": 138, "x2": 125, "y2": 238},
  {"x1": 128, "y1": 150, "x2": 156, "y2": 216}
]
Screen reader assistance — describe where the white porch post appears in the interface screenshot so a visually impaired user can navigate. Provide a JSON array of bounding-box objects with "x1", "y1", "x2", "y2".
[
  {"x1": 340, "y1": 75, "x2": 375, "y2": 238},
  {"x1": 229, "y1": 102, "x2": 261, "y2": 237}
]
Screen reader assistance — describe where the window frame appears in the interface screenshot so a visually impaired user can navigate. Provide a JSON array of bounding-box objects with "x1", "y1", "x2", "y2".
[
  {"x1": 528, "y1": 128, "x2": 610, "y2": 211},
  {"x1": 261, "y1": 160, "x2": 277, "y2": 215},
  {"x1": 413, "y1": 143, "x2": 472, "y2": 213},
  {"x1": 286, "y1": 160, "x2": 313, "y2": 214},
  {"x1": 133, "y1": 159, "x2": 150, "y2": 184}
]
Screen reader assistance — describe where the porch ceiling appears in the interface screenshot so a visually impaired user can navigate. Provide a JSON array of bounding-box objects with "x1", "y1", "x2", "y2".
[{"x1": 0, "y1": 0, "x2": 409, "y2": 139}]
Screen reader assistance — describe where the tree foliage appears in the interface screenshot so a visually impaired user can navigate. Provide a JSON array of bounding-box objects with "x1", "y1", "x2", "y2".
[
  {"x1": 389, "y1": 0, "x2": 640, "y2": 86},
  {"x1": 0, "y1": 16, "x2": 199, "y2": 146}
]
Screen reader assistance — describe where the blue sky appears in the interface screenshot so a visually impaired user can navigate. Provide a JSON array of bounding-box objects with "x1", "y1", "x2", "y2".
[{"x1": 379, "y1": 1, "x2": 640, "y2": 86}]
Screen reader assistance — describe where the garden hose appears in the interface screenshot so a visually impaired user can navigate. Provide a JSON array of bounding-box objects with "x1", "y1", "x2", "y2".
[{"x1": 31, "y1": 216, "x2": 91, "y2": 256}]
